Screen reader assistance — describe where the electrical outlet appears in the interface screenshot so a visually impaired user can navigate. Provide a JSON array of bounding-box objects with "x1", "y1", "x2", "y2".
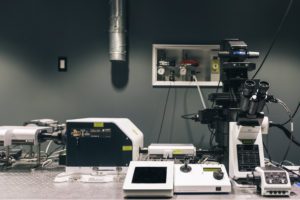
[{"x1": 58, "y1": 57, "x2": 67, "y2": 72}]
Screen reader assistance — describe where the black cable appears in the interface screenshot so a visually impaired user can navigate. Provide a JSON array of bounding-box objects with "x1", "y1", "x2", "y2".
[
  {"x1": 272, "y1": 99, "x2": 294, "y2": 165},
  {"x1": 230, "y1": 88, "x2": 233, "y2": 100},
  {"x1": 211, "y1": 79, "x2": 221, "y2": 108},
  {"x1": 251, "y1": 0, "x2": 294, "y2": 79},
  {"x1": 270, "y1": 122, "x2": 300, "y2": 147},
  {"x1": 230, "y1": 88, "x2": 237, "y2": 103},
  {"x1": 263, "y1": 141, "x2": 273, "y2": 163},
  {"x1": 281, "y1": 136, "x2": 292, "y2": 165},
  {"x1": 281, "y1": 101, "x2": 300, "y2": 125},
  {"x1": 181, "y1": 114, "x2": 216, "y2": 147},
  {"x1": 157, "y1": 87, "x2": 171, "y2": 143},
  {"x1": 269, "y1": 122, "x2": 299, "y2": 167},
  {"x1": 209, "y1": 128, "x2": 216, "y2": 148},
  {"x1": 261, "y1": 124, "x2": 300, "y2": 182},
  {"x1": 265, "y1": 103, "x2": 270, "y2": 115},
  {"x1": 263, "y1": 135, "x2": 300, "y2": 181},
  {"x1": 207, "y1": 124, "x2": 216, "y2": 148},
  {"x1": 280, "y1": 165, "x2": 300, "y2": 180}
]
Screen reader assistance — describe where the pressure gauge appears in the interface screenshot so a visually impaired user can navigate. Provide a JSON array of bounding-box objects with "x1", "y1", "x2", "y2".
[
  {"x1": 157, "y1": 67, "x2": 165, "y2": 75},
  {"x1": 179, "y1": 67, "x2": 187, "y2": 76}
]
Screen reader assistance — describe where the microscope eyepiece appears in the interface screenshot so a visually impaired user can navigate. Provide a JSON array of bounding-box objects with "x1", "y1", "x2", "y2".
[
  {"x1": 253, "y1": 81, "x2": 270, "y2": 113},
  {"x1": 243, "y1": 80, "x2": 256, "y2": 96},
  {"x1": 258, "y1": 81, "x2": 270, "y2": 96},
  {"x1": 244, "y1": 80, "x2": 256, "y2": 89},
  {"x1": 240, "y1": 80, "x2": 256, "y2": 112},
  {"x1": 259, "y1": 81, "x2": 269, "y2": 89}
]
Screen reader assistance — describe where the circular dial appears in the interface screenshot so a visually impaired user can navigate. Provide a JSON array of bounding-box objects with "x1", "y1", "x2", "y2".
[
  {"x1": 157, "y1": 67, "x2": 165, "y2": 75},
  {"x1": 179, "y1": 67, "x2": 187, "y2": 76}
]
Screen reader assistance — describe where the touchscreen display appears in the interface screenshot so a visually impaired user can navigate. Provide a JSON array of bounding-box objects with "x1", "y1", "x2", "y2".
[{"x1": 132, "y1": 167, "x2": 167, "y2": 183}]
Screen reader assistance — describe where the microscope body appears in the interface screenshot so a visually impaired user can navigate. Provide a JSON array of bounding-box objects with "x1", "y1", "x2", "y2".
[
  {"x1": 197, "y1": 39, "x2": 271, "y2": 180},
  {"x1": 229, "y1": 121, "x2": 265, "y2": 180}
]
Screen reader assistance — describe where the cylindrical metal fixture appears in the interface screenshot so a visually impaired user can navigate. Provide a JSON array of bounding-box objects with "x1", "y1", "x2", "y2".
[{"x1": 109, "y1": 0, "x2": 127, "y2": 61}]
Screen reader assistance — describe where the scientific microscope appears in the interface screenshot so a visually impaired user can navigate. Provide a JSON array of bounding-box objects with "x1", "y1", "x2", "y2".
[{"x1": 196, "y1": 39, "x2": 272, "y2": 183}]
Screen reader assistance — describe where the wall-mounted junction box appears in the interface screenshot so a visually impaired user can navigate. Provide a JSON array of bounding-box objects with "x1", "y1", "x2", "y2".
[{"x1": 152, "y1": 44, "x2": 220, "y2": 87}]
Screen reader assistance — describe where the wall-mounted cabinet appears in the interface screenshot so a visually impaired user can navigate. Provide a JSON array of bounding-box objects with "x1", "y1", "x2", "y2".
[{"x1": 152, "y1": 44, "x2": 220, "y2": 87}]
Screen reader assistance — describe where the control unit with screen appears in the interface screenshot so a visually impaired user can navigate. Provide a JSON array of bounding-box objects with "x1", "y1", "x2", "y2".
[
  {"x1": 132, "y1": 167, "x2": 167, "y2": 183},
  {"x1": 123, "y1": 161, "x2": 174, "y2": 198}
]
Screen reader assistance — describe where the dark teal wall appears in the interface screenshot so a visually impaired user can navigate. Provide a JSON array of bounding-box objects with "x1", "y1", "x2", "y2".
[{"x1": 0, "y1": 0, "x2": 299, "y2": 163}]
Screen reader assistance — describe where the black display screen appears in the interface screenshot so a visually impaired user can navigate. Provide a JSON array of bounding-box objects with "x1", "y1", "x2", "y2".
[
  {"x1": 237, "y1": 144, "x2": 260, "y2": 171},
  {"x1": 132, "y1": 167, "x2": 167, "y2": 183}
]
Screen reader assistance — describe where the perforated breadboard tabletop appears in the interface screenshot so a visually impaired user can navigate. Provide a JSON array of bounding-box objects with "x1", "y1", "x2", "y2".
[{"x1": 0, "y1": 167, "x2": 299, "y2": 199}]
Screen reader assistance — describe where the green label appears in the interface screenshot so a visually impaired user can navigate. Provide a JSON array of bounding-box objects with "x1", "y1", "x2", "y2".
[
  {"x1": 203, "y1": 167, "x2": 221, "y2": 172},
  {"x1": 94, "y1": 122, "x2": 104, "y2": 127},
  {"x1": 122, "y1": 146, "x2": 133, "y2": 151},
  {"x1": 173, "y1": 149, "x2": 183, "y2": 155},
  {"x1": 241, "y1": 139, "x2": 254, "y2": 144}
]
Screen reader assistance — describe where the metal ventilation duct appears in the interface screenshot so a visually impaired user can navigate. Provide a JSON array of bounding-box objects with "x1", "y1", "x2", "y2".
[{"x1": 109, "y1": 0, "x2": 127, "y2": 61}]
